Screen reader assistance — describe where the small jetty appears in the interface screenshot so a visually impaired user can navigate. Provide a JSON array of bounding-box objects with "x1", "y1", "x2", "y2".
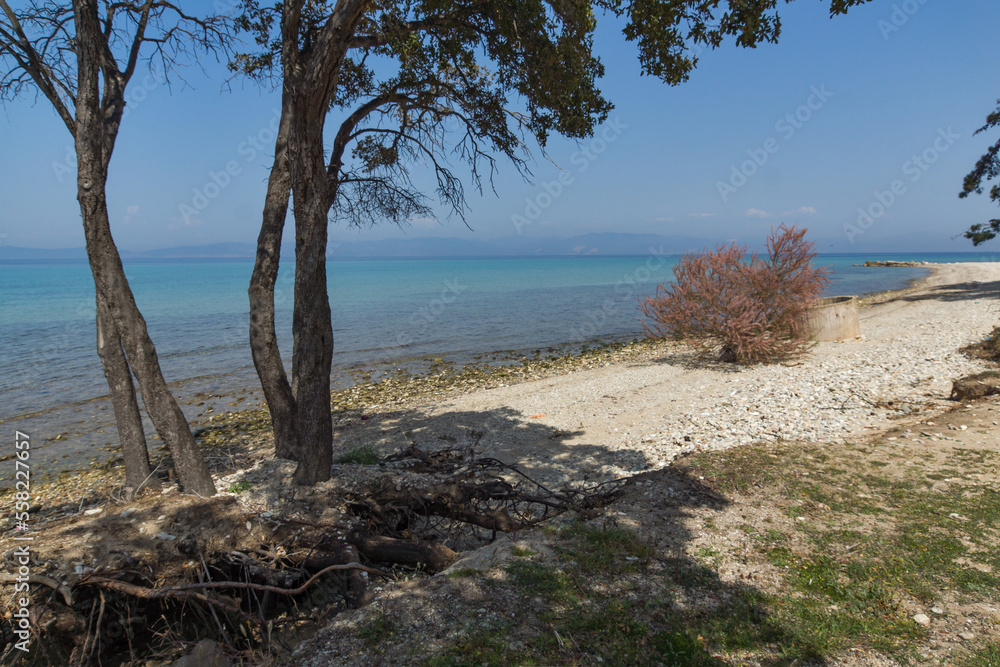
[{"x1": 854, "y1": 260, "x2": 929, "y2": 267}]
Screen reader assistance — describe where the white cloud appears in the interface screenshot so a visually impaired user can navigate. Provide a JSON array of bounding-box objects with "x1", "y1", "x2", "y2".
[
  {"x1": 782, "y1": 206, "x2": 817, "y2": 216},
  {"x1": 407, "y1": 216, "x2": 440, "y2": 229},
  {"x1": 687, "y1": 212, "x2": 715, "y2": 219},
  {"x1": 124, "y1": 205, "x2": 141, "y2": 224},
  {"x1": 745, "y1": 208, "x2": 772, "y2": 218}
]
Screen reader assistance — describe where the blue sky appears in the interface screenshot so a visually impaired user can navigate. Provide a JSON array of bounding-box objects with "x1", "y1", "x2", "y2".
[{"x1": 2, "y1": 0, "x2": 1000, "y2": 252}]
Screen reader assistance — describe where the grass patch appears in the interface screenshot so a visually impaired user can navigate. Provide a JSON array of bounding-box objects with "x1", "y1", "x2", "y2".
[
  {"x1": 685, "y1": 448, "x2": 782, "y2": 493},
  {"x1": 420, "y1": 437, "x2": 1000, "y2": 665},
  {"x1": 963, "y1": 643, "x2": 1000, "y2": 667},
  {"x1": 335, "y1": 445, "x2": 380, "y2": 465},
  {"x1": 557, "y1": 521, "x2": 657, "y2": 573},
  {"x1": 423, "y1": 624, "x2": 518, "y2": 667},
  {"x1": 358, "y1": 610, "x2": 396, "y2": 646},
  {"x1": 445, "y1": 568, "x2": 483, "y2": 579},
  {"x1": 505, "y1": 560, "x2": 576, "y2": 604},
  {"x1": 683, "y1": 440, "x2": 1000, "y2": 660}
]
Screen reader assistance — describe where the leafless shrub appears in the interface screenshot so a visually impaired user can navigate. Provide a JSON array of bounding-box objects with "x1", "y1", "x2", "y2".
[{"x1": 639, "y1": 224, "x2": 830, "y2": 364}]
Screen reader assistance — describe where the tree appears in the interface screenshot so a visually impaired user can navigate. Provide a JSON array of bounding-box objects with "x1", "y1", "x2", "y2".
[
  {"x1": 639, "y1": 224, "x2": 830, "y2": 364},
  {"x1": 0, "y1": 0, "x2": 227, "y2": 496},
  {"x1": 959, "y1": 99, "x2": 1000, "y2": 245},
  {"x1": 236, "y1": 0, "x2": 873, "y2": 485}
]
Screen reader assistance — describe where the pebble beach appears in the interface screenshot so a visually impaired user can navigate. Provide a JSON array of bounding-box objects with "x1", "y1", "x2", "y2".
[{"x1": 331, "y1": 262, "x2": 1000, "y2": 489}]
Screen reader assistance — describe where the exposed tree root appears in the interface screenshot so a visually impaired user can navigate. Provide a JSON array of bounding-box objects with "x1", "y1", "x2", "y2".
[{"x1": 1, "y1": 443, "x2": 625, "y2": 664}]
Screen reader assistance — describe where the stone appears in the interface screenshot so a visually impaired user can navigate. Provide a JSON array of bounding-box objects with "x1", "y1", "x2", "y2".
[
  {"x1": 170, "y1": 639, "x2": 231, "y2": 667},
  {"x1": 913, "y1": 614, "x2": 931, "y2": 626},
  {"x1": 958, "y1": 631, "x2": 975, "y2": 640}
]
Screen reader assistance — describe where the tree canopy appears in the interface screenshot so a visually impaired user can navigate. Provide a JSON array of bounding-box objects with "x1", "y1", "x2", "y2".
[{"x1": 959, "y1": 99, "x2": 1000, "y2": 245}]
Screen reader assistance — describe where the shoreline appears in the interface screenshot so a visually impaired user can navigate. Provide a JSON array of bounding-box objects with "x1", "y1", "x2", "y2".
[{"x1": 0, "y1": 263, "x2": 984, "y2": 488}]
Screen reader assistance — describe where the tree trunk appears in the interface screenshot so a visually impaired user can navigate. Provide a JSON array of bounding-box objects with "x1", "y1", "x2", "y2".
[
  {"x1": 277, "y1": 2, "x2": 368, "y2": 485},
  {"x1": 288, "y1": 102, "x2": 334, "y2": 486},
  {"x1": 249, "y1": 89, "x2": 298, "y2": 460},
  {"x1": 95, "y1": 291, "x2": 160, "y2": 495},
  {"x1": 78, "y1": 187, "x2": 217, "y2": 496},
  {"x1": 74, "y1": 0, "x2": 215, "y2": 496}
]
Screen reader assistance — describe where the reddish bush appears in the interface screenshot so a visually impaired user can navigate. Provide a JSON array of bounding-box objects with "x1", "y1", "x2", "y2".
[{"x1": 639, "y1": 224, "x2": 830, "y2": 364}]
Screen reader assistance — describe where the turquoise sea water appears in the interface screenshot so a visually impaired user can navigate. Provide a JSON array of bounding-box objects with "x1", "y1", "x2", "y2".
[{"x1": 0, "y1": 252, "x2": 996, "y2": 443}]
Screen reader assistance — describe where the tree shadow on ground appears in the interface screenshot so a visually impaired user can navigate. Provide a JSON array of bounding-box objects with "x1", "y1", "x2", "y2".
[
  {"x1": 1, "y1": 401, "x2": 838, "y2": 664},
  {"x1": 310, "y1": 403, "x2": 833, "y2": 665},
  {"x1": 643, "y1": 347, "x2": 750, "y2": 373},
  {"x1": 895, "y1": 279, "x2": 1000, "y2": 303}
]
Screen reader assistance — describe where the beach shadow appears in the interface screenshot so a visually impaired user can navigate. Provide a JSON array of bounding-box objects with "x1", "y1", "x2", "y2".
[
  {"x1": 641, "y1": 347, "x2": 749, "y2": 374},
  {"x1": 894, "y1": 279, "x2": 1000, "y2": 303},
  {"x1": 10, "y1": 401, "x2": 836, "y2": 664},
  {"x1": 321, "y1": 403, "x2": 822, "y2": 663}
]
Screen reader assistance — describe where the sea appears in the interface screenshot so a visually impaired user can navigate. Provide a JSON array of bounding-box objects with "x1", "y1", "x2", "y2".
[{"x1": 1, "y1": 252, "x2": 996, "y2": 475}]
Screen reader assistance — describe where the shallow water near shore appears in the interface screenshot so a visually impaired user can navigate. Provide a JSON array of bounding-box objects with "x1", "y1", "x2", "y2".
[{"x1": 0, "y1": 251, "x2": 992, "y2": 478}]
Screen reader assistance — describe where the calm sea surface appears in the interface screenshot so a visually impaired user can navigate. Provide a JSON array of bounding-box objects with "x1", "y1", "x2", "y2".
[{"x1": 0, "y1": 252, "x2": 995, "y2": 471}]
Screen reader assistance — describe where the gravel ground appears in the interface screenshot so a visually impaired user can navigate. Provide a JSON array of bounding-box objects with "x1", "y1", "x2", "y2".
[{"x1": 336, "y1": 262, "x2": 1000, "y2": 489}]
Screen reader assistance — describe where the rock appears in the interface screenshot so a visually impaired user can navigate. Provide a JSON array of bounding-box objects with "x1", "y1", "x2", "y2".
[
  {"x1": 441, "y1": 536, "x2": 515, "y2": 575},
  {"x1": 177, "y1": 535, "x2": 199, "y2": 557},
  {"x1": 857, "y1": 260, "x2": 925, "y2": 267},
  {"x1": 913, "y1": 613, "x2": 931, "y2": 626},
  {"x1": 155, "y1": 532, "x2": 177, "y2": 541},
  {"x1": 931, "y1": 606, "x2": 944, "y2": 615},
  {"x1": 950, "y1": 372, "x2": 1000, "y2": 401},
  {"x1": 170, "y1": 639, "x2": 231, "y2": 667},
  {"x1": 83, "y1": 508, "x2": 102, "y2": 515},
  {"x1": 958, "y1": 631, "x2": 975, "y2": 640}
]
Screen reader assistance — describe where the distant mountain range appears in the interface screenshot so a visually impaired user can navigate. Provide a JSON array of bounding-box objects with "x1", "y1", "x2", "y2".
[
  {"x1": 0, "y1": 233, "x2": 720, "y2": 260},
  {"x1": 0, "y1": 230, "x2": 974, "y2": 260}
]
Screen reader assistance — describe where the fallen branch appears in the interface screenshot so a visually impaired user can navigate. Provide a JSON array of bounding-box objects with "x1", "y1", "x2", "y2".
[
  {"x1": 75, "y1": 577, "x2": 249, "y2": 620},
  {"x1": 361, "y1": 481, "x2": 530, "y2": 533},
  {"x1": 0, "y1": 572, "x2": 74, "y2": 606},
  {"x1": 78, "y1": 562, "x2": 387, "y2": 599},
  {"x1": 348, "y1": 532, "x2": 458, "y2": 573}
]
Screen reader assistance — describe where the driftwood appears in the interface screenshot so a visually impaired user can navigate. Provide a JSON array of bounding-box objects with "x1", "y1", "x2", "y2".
[
  {"x1": 355, "y1": 479, "x2": 530, "y2": 533},
  {"x1": 349, "y1": 531, "x2": 458, "y2": 573},
  {"x1": 352, "y1": 445, "x2": 627, "y2": 542},
  {"x1": 951, "y1": 372, "x2": 1000, "y2": 401}
]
